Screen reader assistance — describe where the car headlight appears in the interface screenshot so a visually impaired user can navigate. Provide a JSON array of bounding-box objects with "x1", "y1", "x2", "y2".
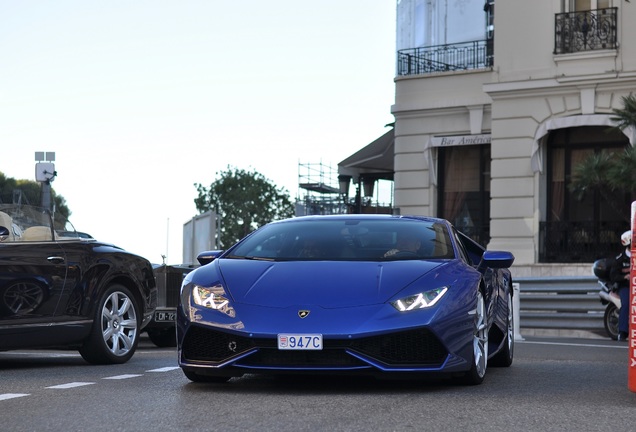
[
  {"x1": 390, "y1": 286, "x2": 448, "y2": 312},
  {"x1": 192, "y1": 284, "x2": 235, "y2": 317}
]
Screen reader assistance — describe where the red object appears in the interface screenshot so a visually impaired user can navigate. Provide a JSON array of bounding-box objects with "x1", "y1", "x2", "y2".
[{"x1": 629, "y1": 202, "x2": 636, "y2": 392}]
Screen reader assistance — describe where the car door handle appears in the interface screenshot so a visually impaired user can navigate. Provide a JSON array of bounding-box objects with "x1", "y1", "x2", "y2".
[{"x1": 47, "y1": 256, "x2": 65, "y2": 264}]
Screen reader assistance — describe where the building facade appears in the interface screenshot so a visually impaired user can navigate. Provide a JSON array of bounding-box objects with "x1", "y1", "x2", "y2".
[{"x1": 384, "y1": 0, "x2": 636, "y2": 276}]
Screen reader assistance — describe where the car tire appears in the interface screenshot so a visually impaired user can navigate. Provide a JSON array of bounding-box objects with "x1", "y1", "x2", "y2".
[
  {"x1": 147, "y1": 327, "x2": 177, "y2": 348},
  {"x1": 461, "y1": 289, "x2": 488, "y2": 385},
  {"x1": 183, "y1": 369, "x2": 231, "y2": 383},
  {"x1": 79, "y1": 284, "x2": 140, "y2": 365},
  {"x1": 489, "y1": 289, "x2": 514, "y2": 367}
]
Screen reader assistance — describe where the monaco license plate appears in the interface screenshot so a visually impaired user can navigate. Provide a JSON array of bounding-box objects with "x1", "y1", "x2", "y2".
[
  {"x1": 154, "y1": 311, "x2": 176, "y2": 322},
  {"x1": 277, "y1": 334, "x2": 323, "y2": 350}
]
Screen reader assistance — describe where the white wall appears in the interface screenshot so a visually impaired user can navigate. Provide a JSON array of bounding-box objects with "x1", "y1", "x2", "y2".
[{"x1": 182, "y1": 210, "x2": 217, "y2": 265}]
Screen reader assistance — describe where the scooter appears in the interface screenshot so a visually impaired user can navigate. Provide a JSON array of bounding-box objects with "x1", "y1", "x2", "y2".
[{"x1": 593, "y1": 258, "x2": 621, "y2": 340}]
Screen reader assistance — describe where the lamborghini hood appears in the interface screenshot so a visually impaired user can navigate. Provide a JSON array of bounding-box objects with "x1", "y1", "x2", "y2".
[{"x1": 216, "y1": 259, "x2": 445, "y2": 308}]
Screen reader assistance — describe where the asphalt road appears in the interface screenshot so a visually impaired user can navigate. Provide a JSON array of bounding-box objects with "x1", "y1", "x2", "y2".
[{"x1": 0, "y1": 336, "x2": 634, "y2": 432}]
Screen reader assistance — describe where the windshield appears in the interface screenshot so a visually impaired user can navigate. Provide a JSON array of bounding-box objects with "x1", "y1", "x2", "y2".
[
  {"x1": 228, "y1": 218, "x2": 455, "y2": 261},
  {"x1": 0, "y1": 204, "x2": 87, "y2": 242}
]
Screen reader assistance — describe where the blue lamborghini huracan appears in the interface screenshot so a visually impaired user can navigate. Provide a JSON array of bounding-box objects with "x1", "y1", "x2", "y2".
[{"x1": 177, "y1": 215, "x2": 515, "y2": 385}]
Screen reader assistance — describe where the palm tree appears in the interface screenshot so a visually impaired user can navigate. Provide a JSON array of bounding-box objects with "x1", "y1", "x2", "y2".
[
  {"x1": 569, "y1": 150, "x2": 629, "y2": 218},
  {"x1": 610, "y1": 94, "x2": 636, "y2": 132},
  {"x1": 570, "y1": 150, "x2": 614, "y2": 200},
  {"x1": 607, "y1": 144, "x2": 636, "y2": 194}
]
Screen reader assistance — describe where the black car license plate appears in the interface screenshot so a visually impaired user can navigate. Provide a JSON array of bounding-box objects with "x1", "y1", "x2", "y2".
[{"x1": 154, "y1": 311, "x2": 176, "y2": 322}]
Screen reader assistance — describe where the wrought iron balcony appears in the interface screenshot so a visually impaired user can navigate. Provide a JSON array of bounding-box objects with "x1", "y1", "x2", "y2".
[
  {"x1": 539, "y1": 220, "x2": 624, "y2": 263},
  {"x1": 554, "y1": 7, "x2": 617, "y2": 54},
  {"x1": 397, "y1": 39, "x2": 492, "y2": 76}
]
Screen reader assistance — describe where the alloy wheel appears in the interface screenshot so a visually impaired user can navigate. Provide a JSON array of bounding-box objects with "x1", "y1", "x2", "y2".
[
  {"x1": 101, "y1": 290, "x2": 138, "y2": 357},
  {"x1": 472, "y1": 290, "x2": 488, "y2": 379}
]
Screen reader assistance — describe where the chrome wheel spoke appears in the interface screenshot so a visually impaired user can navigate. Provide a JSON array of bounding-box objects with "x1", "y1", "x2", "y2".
[
  {"x1": 99, "y1": 290, "x2": 138, "y2": 357},
  {"x1": 473, "y1": 291, "x2": 488, "y2": 378},
  {"x1": 507, "y1": 293, "x2": 514, "y2": 350}
]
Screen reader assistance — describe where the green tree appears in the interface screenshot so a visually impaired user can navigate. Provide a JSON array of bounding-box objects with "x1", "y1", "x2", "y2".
[
  {"x1": 610, "y1": 94, "x2": 636, "y2": 132},
  {"x1": 0, "y1": 172, "x2": 70, "y2": 217},
  {"x1": 194, "y1": 166, "x2": 295, "y2": 248}
]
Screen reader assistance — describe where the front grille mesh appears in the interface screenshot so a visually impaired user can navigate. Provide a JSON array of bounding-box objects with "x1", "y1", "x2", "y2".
[
  {"x1": 182, "y1": 326, "x2": 258, "y2": 362},
  {"x1": 350, "y1": 328, "x2": 447, "y2": 365},
  {"x1": 164, "y1": 272, "x2": 183, "y2": 307},
  {"x1": 182, "y1": 326, "x2": 448, "y2": 368}
]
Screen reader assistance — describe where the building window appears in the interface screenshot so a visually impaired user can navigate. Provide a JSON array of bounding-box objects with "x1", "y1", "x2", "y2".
[
  {"x1": 563, "y1": 0, "x2": 611, "y2": 12},
  {"x1": 484, "y1": 0, "x2": 494, "y2": 66},
  {"x1": 438, "y1": 144, "x2": 490, "y2": 246},
  {"x1": 540, "y1": 126, "x2": 629, "y2": 262}
]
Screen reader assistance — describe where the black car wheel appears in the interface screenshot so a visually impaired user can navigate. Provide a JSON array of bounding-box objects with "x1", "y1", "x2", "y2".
[
  {"x1": 461, "y1": 289, "x2": 488, "y2": 385},
  {"x1": 489, "y1": 289, "x2": 514, "y2": 367},
  {"x1": 147, "y1": 327, "x2": 177, "y2": 348},
  {"x1": 604, "y1": 303, "x2": 620, "y2": 341},
  {"x1": 79, "y1": 284, "x2": 140, "y2": 364}
]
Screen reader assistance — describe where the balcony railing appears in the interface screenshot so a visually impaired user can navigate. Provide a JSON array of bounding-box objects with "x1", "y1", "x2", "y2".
[
  {"x1": 554, "y1": 7, "x2": 617, "y2": 54},
  {"x1": 539, "y1": 220, "x2": 624, "y2": 263},
  {"x1": 397, "y1": 39, "x2": 491, "y2": 76}
]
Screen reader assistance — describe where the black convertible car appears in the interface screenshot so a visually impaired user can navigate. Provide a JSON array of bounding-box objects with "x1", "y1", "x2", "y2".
[{"x1": 0, "y1": 204, "x2": 156, "y2": 364}]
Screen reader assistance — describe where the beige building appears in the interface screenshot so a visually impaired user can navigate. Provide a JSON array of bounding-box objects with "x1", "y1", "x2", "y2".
[{"x1": 340, "y1": 0, "x2": 636, "y2": 277}]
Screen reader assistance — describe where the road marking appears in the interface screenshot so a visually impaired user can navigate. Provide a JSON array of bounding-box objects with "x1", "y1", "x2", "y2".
[
  {"x1": 2, "y1": 364, "x2": 178, "y2": 401},
  {"x1": 0, "y1": 351, "x2": 80, "y2": 358},
  {"x1": 103, "y1": 374, "x2": 143, "y2": 380},
  {"x1": 0, "y1": 393, "x2": 29, "y2": 401},
  {"x1": 146, "y1": 366, "x2": 180, "y2": 372},
  {"x1": 46, "y1": 382, "x2": 95, "y2": 389}
]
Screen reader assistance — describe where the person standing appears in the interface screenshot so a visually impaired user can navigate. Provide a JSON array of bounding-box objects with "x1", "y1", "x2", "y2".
[{"x1": 609, "y1": 230, "x2": 632, "y2": 341}]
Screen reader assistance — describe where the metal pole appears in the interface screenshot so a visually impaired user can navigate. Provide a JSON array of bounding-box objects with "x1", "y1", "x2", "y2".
[
  {"x1": 513, "y1": 282, "x2": 524, "y2": 341},
  {"x1": 41, "y1": 181, "x2": 51, "y2": 210}
]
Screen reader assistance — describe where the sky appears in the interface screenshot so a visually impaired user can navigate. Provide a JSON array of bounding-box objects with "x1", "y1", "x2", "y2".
[{"x1": 0, "y1": 1, "x2": 397, "y2": 264}]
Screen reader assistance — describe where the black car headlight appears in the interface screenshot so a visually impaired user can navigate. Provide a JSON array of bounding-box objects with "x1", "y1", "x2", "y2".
[
  {"x1": 390, "y1": 286, "x2": 448, "y2": 312},
  {"x1": 191, "y1": 284, "x2": 235, "y2": 317}
]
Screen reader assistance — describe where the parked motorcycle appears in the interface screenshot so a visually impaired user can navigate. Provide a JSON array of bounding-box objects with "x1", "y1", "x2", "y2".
[{"x1": 593, "y1": 258, "x2": 621, "y2": 340}]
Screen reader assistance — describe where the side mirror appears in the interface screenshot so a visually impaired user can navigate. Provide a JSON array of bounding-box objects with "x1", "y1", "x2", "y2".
[
  {"x1": 0, "y1": 226, "x2": 10, "y2": 242},
  {"x1": 478, "y1": 250, "x2": 515, "y2": 272},
  {"x1": 196, "y1": 250, "x2": 224, "y2": 266}
]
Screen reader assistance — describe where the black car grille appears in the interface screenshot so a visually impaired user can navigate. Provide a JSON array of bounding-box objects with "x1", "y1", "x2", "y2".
[
  {"x1": 240, "y1": 348, "x2": 367, "y2": 367},
  {"x1": 182, "y1": 326, "x2": 448, "y2": 368},
  {"x1": 154, "y1": 266, "x2": 192, "y2": 308},
  {"x1": 164, "y1": 272, "x2": 182, "y2": 307},
  {"x1": 182, "y1": 326, "x2": 259, "y2": 362},
  {"x1": 350, "y1": 328, "x2": 447, "y2": 365}
]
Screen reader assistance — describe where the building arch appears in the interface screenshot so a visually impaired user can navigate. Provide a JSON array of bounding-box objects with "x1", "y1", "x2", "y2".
[
  {"x1": 537, "y1": 121, "x2": 631, "y2": 262},
  {"x1": 531, "y1": 114, "x2": 635, "y2": 173}
]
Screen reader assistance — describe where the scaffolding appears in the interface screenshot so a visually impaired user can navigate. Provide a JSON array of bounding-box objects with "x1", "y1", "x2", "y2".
[{"x1": 296, "y1": 162, "x2": 346, "y2": 216}]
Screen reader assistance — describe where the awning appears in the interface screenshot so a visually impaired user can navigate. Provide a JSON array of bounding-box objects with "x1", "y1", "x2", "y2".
[{"x1": 338, "y1": 129, "x2": 394, "y2": 180}]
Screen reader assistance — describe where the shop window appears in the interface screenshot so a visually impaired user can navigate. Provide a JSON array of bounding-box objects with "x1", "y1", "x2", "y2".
[{"x1": 438, "y1": 144, "x2": 490, "y2": 246}]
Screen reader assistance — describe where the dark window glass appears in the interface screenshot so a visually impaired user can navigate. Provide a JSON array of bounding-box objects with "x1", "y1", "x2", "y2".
[{"x1": 438, "y1": 144, "x2": 491, "y2": 246}]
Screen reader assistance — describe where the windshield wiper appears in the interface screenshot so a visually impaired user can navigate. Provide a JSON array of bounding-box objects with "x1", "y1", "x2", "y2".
[{"x1": 226, "y1": 255, "x2": 274, "y2": 261}]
